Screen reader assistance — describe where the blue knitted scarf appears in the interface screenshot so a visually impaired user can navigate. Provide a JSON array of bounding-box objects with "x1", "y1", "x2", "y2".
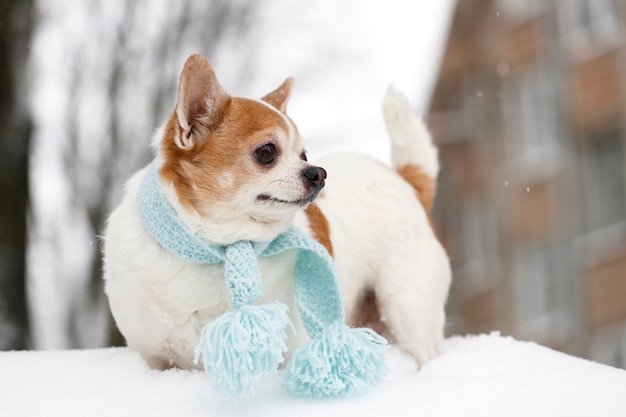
[{"x1": 136, "y1": 161, "x2": 387, "y2": 399}]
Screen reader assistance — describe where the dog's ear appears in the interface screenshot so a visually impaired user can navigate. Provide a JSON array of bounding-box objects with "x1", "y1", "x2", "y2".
[
  {"x1": 174, "y1": 54, "x2": 230, "y2": 150},
  {"x1": 261, "y1": 77, "x2": 294, "y2": 113}
]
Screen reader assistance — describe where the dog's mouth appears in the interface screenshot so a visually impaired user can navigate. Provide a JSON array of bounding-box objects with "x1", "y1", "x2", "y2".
[{"x1": 257, "y1": 191, "x2": 320, "y2": 207}]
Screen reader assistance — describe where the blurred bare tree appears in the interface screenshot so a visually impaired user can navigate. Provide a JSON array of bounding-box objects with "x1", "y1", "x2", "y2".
[
  {"x1": 0, "y1": 0, "x2": 33, "y2": 349},
  {"x1": 28, "y1": 0, "x2": 257, "y2": 348}
]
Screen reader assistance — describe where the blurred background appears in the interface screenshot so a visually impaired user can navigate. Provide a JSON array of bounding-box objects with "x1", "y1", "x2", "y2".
[
  {"x1": 1, "y1": 0, "x2": 625, "y2": 370},
  {"x1": 430, "y1": 0, "x2": 626, "y2": 369}
]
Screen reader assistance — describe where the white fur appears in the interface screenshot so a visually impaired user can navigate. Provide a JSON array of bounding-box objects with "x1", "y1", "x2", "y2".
[
  {"x1": 104, "y1": 169, "x2": 309, "y2": 369},
  {"x1": 103, "y1": 86, "x2": 450, "y2": 370},
  {"x1": 294, "y1": 152, "x2": 449, "y2": 364},
  {"x1": 384, "y1": 86, "x2": 439, "y2": 178}
]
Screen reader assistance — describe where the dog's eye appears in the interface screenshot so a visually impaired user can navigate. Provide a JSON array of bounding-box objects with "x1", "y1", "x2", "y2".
[
  {"x1": 255, "y1": 143, "x2": 277, "y2": 166},
  {"x1": 300, "y1": 151, "x2": 307, "y2": 162}
]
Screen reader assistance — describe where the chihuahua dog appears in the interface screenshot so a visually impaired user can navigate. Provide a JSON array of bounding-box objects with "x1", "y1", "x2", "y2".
[{"x1": 103, "y1": 54, "x2": 451, "y2": 371}]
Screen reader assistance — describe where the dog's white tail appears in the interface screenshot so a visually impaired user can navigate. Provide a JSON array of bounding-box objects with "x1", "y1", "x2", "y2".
[{"x1": 383, "y1": 86, "x2": 439, "y2": 211}]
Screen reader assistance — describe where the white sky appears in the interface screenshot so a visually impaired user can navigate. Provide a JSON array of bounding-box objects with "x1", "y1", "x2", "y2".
[{"x1": 216, "y1": 0, "x2": 457, "y2": 161}]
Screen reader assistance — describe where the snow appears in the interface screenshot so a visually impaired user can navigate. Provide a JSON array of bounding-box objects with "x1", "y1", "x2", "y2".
[{"x1": 3, "y1": 333, "x2": 625, "y2": 416}]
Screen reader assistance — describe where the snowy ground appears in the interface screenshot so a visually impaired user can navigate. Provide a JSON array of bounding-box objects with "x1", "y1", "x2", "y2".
[{"x1": 2, "y1": 333, "x2": 625, "y2": 416}]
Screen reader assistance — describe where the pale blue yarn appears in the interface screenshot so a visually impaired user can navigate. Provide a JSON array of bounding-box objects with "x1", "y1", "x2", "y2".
[{"x1": 136, "y1": 161, "x2": 388, "y2": 399}]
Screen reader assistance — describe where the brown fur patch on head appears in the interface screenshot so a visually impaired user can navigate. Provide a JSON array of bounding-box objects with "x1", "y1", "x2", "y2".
[
  {"x1": 304, "y1": 202, "x2": 333, "y2": 257},
  {"x1": 159, "y1": 97, "x2": 291, "y2": 213},
  {"x1": 397, "y1": 164, "x2": 436, "y2": 220}
]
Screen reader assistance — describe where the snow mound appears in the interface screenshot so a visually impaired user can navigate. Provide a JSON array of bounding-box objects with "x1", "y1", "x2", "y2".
[{"x1": 2, "y1": 333, "x2": 625, "y2": 416}]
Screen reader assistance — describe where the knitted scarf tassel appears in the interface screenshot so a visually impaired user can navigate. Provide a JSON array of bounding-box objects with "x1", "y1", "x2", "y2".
[
  {"x1": 285, "y1": 323, "x2": 388, "y2": 397},
  {"x1": 282, "y1": 247, "x2": 388, "y2": 397},
  {"x1": 194, "y1": 241, "x2": 291, "y2": 398}
]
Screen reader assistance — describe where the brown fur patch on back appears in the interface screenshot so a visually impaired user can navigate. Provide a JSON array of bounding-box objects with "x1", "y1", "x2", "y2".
[
  {"x1": 304, "y1": 203, "x2": 334, "y2": 257},
  {"x1": 397, "y1": 164, "x2": 436, "y2": 216}
]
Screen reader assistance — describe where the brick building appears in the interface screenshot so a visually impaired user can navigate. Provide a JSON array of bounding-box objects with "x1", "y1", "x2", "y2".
[{"x1": 428, "y1": 0, "x2": 626, "y2": 367}]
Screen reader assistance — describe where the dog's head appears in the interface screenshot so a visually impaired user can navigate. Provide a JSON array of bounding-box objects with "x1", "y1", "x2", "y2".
[{"x1": 158, "y1": 54, "x2": 326, "y2": 244}]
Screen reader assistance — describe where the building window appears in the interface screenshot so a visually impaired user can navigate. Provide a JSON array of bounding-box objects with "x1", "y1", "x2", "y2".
[
  {"x1": 459, "y1": 200, "x2": 487, "y2": 286},
  {"x1": 454, "y1": 197, "x2": 500, "y2": 295},
  {"x1": 560, "y1": 0, "x2": 619, "y2": 53},
  {"x1": 496, "y1": 0, "x2": 544, "y2": 20},
  {"x1": 591, "y1": 322, "x2": 626, "y2": 369},
  {"x1": 503, "y1": 66, "x2": 562, "y2": 178},
  {"x1": 512, "y1": 241, "x2": 559, "y2": 341},
  {"x1": 584, "y1": 129, "x2": 626, "y2": 231}
]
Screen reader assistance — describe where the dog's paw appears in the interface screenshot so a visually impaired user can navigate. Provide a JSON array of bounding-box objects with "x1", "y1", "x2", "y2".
[
  {"x1": 391, "y1": 314, "x2": 445, "y2": 369},
  {"x1": 410, "y1": 332, "x2": 444, "y2": 369}
]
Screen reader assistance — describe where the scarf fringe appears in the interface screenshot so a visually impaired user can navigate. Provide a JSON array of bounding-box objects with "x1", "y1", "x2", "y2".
[
  {"x1": 194, "y1": 303, "x2": 290, "y2": 398},
  {"x1": 283, "y1": 322, "x2": 388, "y2": 397}
]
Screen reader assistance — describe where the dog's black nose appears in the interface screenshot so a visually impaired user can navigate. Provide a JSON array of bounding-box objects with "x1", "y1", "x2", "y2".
[{"x1": 302, "y1": 166, "x2": 327, "y2": 188}]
